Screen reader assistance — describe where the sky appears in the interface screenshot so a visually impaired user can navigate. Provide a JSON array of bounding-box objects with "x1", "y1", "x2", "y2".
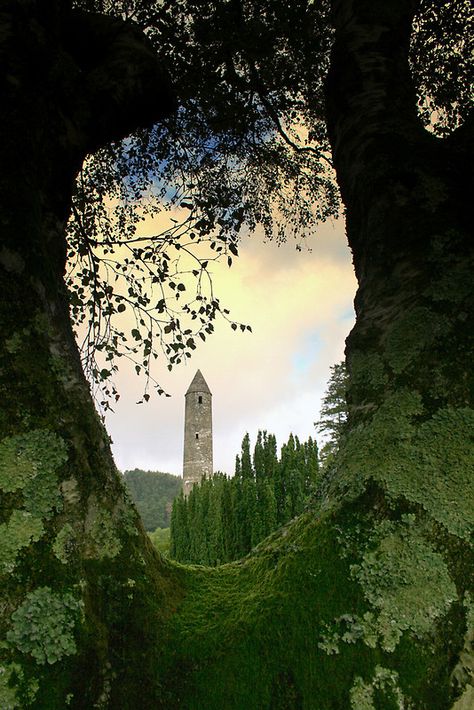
[{"x1": 105, "y1": 217, "x2": 357, "y2": 477}]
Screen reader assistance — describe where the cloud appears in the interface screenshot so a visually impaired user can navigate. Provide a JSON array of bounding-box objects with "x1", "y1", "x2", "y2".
[{"x1": 106, "y1": 216, "x2": 357, "y2": 476}]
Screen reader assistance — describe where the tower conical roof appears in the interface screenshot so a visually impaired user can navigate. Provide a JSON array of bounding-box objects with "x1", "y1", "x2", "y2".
[{"x1": 186, "y1": 369, "x2": 211, "y2": 395}]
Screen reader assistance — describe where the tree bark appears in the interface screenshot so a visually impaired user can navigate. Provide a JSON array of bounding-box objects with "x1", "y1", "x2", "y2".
[
  {"x1": 325, "y1": 0, "x2": 473, "y2": 420},
  {"x1": 319, "y1": 0, "x2": 474, "y2": 705},
  {"x1": 0, "y1": 3, "x2": 178, "y2": 707}
]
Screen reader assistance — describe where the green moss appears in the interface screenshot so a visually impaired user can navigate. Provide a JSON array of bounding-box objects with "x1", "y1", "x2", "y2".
[
  {"x1": 52, "y1": 524, "x2": 77, "y2": 564},
  {"x1": 23, "y1": 468, "x2": 63, "y2": 519},
  {"x1": 4, "y1": 331, "x2": 27, "y2": 355},
  {"x1": 0, "y1": 663, "x2": 21, "y2": 709},
  {"x1": 331, "y1": 395, "x2": 474, "y2": 541},
  {"x1": 6, "y1": 587, "x2": 83, "y2": 665},
  {"x1": 350, "y1": 351, "x2": 388, "y2": 391},
  {"x1": 86, "y1": 505, "x2": 122, "y2": 559},
  {"x1": 0, "y1": 510, "x2": 44, "y2": 574},
  {"x1": 350, "y1": 666, "x2": 406, "y2": 710},
  {"x1": 318, "y1": 518, "x2": 456, "y2": 661},
  {"x1": 451, "y1": 593, "x2": 474, "y2": 702},
  {"x1": 0, "y1": 430, "x2": 67, "y2": 574},
  {"x1": 351, "y1": 517, "x2": 456, "y2": 652},
  {"x1": 159, "y1": 510, "x2": 424, "y2": 708},
  {"x1": 0, "y1": 430, "x2": 67, "y2": 504},
  {"x1": 118, "y1": 499, "x2": 140, "y2": 538},
  {"x1": 60, "y1": 478, "x2": 80, "y2": 506},
  {"x1": 384, "y1": 306, "x2": 450, "y2": 374},
  {"x1": 0, "y1": 663, "x2": 38, "y2": 709},
  {"x1": 0, "y1": 437, "x2": 37, "y2": 493}
]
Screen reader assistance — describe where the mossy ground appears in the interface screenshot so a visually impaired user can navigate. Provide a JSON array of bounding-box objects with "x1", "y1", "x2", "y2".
[{"x1": 156, "y1": 490, "x2": 466, "y2": 709}]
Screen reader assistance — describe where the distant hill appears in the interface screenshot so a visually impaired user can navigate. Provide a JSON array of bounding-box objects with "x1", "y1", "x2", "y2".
[{"x1": 123, "y1": 469, "x2": 182, "y2": 531}]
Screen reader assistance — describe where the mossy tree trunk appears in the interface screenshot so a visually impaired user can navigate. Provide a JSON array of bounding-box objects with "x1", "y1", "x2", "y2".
[
  {"x1": 0, "y1": 3, "x2": 178, "y2": 708},
  {"x1": 319, "y1": 0, "x2": 474, "y2": 705},
  {"x1": 326, "y1": 0, "x2": 473, "y2": 423}
]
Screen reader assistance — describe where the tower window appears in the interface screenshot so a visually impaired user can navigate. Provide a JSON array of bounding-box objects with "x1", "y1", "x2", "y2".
[
  {"x1": 195, "y1": 433, "x2": 199, "y2": 440},
  {"x1": 198, "y1": 395, "x2": 202, "y2": 404}
]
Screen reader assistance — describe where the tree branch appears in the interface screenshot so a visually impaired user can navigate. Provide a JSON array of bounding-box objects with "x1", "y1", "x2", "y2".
[{"x1": 65, "y1": 9, "x2": 177, "y2": 154}]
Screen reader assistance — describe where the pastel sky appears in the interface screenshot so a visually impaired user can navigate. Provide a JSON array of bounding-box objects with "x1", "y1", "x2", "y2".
[{"x1": 105, "y1": 217, "x2": 357, "y2": 477}]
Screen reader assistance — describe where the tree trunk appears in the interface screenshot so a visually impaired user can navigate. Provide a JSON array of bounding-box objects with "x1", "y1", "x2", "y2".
[
  {"x1": 0, "y1": 3, "x2": 178, "y2": 708},
  {"x1": 325, "y1": 0, "x2": 473, "y2": 422},
  {"x1": 323, "y1": 0, "x2": 474, "y2": 704}
]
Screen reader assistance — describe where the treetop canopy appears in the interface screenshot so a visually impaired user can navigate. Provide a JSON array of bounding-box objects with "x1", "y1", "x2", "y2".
[{"x1": 62, "y1": 0, "x2": 472, "y2": 404}]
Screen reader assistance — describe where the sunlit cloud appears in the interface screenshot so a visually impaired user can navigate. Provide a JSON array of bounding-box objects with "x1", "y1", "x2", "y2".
[{"x1": 106, "y1": 217, "x2": 357, "y2": 476}]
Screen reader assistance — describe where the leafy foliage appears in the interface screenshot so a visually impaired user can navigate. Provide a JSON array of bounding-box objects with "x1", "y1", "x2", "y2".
[
  {"x1": 64, "y1": 0, "x2": 472, "y2": 406},
  {"x1": 170, "y1": 431, "x2": 319, "y2": 565},
  {"x1": 66, "y1": 0, "x2": 338, "y2": 405},
  {"x1": 123, "y1": 469, "x2": 182, "y2": 530},
  {"x1": 410, "y1": 0, "x2": 473, "y2": 136},
  {"x1": 148, "y1": 526, "x2": 171, "y2": 556}
]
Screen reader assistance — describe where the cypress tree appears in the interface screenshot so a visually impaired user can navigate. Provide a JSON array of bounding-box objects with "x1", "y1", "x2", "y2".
[
  {"x1": 170, "y1": 491, "x2": 190, "y2": 563},
  {"x1": 263, "y1": 432, "x2": 278, "y2": 480},
  {"x1": 316, "y1": 362, "x2": 349, "y2": 468},
  {"x1": 240, "y1": 433, "x2": 253, "y2": 480},
  {"x1": 253, "y1": 430, "x2": 265, "y2": 483},
  {"x1": 171, "y1": 432, "x2": 321, "y2": 565}
]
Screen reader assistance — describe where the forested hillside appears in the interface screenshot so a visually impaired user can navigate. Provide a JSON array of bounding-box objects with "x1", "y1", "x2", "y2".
[
  {"x1": 123, "y1": 469, "x2": 182, "y2": 531},
  {"x1": 170, "y1": 432, "x2": 319, "y2": 565}
]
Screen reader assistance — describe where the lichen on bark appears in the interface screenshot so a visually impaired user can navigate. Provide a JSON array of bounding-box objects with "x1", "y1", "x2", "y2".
[{"x1": 6, "y1": 587, "x2": 83, "y2": 665}]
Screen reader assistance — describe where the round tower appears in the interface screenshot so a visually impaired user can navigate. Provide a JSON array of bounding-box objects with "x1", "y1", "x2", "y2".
[{"x1": 182, "y1": 370, "x2": 213, "y2": 495}]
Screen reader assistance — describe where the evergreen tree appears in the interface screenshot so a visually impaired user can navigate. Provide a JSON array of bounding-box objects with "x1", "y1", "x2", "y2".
[
  {"x1": 171, "y1": 432, "x2": 321, "y2": 564},
  {"x1": 263, "y1": 433, "x2": 278, "y2": 481},
  {"x1": 260, "y1": 481, "x2": 277, "y2": 539},
  {"x1": 253, "y1": 430, "x2": 265, "y2": 484},
  {"x1": 316, "y1": 362, "x2": 349, "y2": 467},
  {"x1": 240, "y1": 433, "x2": 254, "y2": 480},
  {"x1": 220, "y1": 476, "x2": 234, "y2": 562},
  {"x1": 208, "y1": 473, "x2": 225, "y2": 565},
  {"x1": 302, "y1": 437, "x2": 320, "y2": 496}
]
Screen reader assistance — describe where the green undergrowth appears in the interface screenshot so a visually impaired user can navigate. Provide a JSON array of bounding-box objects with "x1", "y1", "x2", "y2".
[{"x1": 159, "y1": 494, "x2": 462, "y2": 710}]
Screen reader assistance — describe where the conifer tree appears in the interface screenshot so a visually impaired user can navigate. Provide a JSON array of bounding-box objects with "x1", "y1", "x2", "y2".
[
  {"x1": 316, "y1": 362, "x2": 349, "y2": 467},
  {"x1": 263, "y1": 432, "x2": 279, "y2": 480},
  {"x1": 240, "y1": 433, "x2": 254, "y2": 480},
  {"x1": 171, "y1": 432, "x2": 320, "y2": 564},
  {"x1": 253, "y1": 431, "x2": 265, "y2": 483},
  {"x1": 170, "y1": 491, "x2": 190, "y2": 562}
]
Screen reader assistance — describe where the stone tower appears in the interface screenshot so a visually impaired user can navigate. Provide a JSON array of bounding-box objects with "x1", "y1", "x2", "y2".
[{"x1": 182, "y1": 369, "x2": 213, "y2": 495}]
